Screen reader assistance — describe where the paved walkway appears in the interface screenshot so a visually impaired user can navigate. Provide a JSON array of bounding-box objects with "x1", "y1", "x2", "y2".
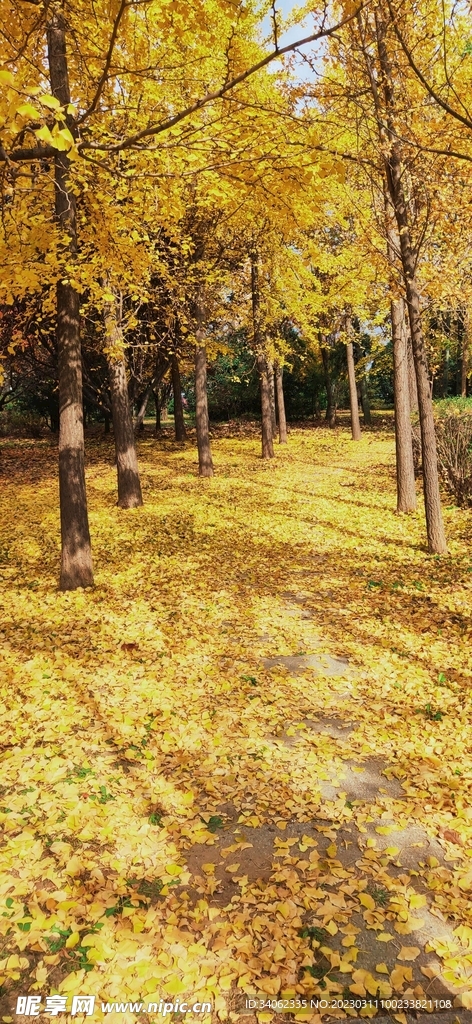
[{"x1": 184, "y1": 594, "x2": 472, "y2": 1022}]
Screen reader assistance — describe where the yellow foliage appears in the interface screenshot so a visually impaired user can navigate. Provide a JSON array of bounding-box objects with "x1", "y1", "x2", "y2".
[{"x1": 0, "y1": 427, "x2": 470, "y2": 1011}]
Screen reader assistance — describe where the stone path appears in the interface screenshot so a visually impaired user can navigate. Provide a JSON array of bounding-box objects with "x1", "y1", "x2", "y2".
[{"x1": 185, "y1": 595, "x2": 472, "y2": 1022}]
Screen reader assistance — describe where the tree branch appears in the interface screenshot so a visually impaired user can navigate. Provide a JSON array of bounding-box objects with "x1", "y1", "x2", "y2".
[
  {"x1": 386, "y1": 0, "x2": 472, "y2": 133},
  {"x1": 2, "y1": 3, "x2": 368, "y2": 164},
  {"x1": 77, "y1": 0, "x2": 130, "y2": 123},
  {"x1": 0, "y1": 143, "x2": 55, "y2": 162},
  {"x1": 78, "y1": 2, "x2": 368, "y2": 154}
]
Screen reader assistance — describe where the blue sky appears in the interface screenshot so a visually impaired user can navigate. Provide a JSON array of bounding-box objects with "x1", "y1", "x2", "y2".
[
  {"x1": 259, "y1": 1, "x2": 318, "y2": 82},
  {"x1": 261, "y1": 0, "x2": 311, "y2": 48}
]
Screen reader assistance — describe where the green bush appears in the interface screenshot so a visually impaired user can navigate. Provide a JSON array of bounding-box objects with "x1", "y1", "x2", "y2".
[{"x1": 0, "y1": 408, "x2": 44, "y2": 437}]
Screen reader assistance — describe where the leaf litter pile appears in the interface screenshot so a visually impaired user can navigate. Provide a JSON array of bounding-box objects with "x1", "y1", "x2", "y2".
[{"x1": 0, "y1": 425, "x2": 472, "y2": 1023}]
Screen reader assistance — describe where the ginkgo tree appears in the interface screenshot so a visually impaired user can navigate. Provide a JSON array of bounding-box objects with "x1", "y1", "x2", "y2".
[
  {"x1": 0, "y1": 0, "x2": 364, "y2": 589},
  {"x1": 300, "y1": 1, "x2": 472, "y2": 549}
]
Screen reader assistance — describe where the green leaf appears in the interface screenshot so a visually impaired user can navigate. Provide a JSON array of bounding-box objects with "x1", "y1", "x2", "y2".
[
  {"x1": 40, "y1": 94, "x2": 62, "y2": 110},
  {"x1": 35, "y1": 125, "x2": 54, "y2": 145},
  {"x1": 16, "y1": 102, "x2": 41, "y2": 120}
]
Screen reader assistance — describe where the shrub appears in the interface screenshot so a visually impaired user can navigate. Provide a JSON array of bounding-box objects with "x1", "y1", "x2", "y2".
[
  {"x1": 0, "y1": 408, "x2": 44, "y2": 438},
  {"x1": 412, "y1": 399, "x2": 472, "y2": 507}
]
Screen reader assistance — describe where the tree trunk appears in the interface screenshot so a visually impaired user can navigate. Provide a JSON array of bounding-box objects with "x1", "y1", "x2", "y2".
[
  {"x1": 267, "y1": 358, "x2": 277, "y2": 437},
  {"x1": 375, "y1": 10, "x2": 446, "y2": 554},
  {"x1": 48, "y1": 396, "x2": 59, "y2": 433},
  {"x1": 461, "y1": 311, "x2": 469, "y2": 397},
  {"x1": 256, "y1": 354, "x2": 274, "y2": 458},
  {"x1": 104, "y1": 290, "x2": 143, "y2": 509},
  {"x1": 134, "y1": 383, "x2": 153, "y2": 432},
  {"x1": 251, "y1": 251, "x2": 274, "y2": 459},
  {"x1": 107, "y1": 356, "x2": 143, "y2": 508},
  {"x1": 194, "y1": 302, "x2": 214, "y2": 477},
  {"x1": 401, "y1": 265, "x2": 445, "y2": 549},
  {"x1": 383, "y1": 189, "x2": 417, "y2": 513},
  {"x1": 321, "y1": 342, "x2": 336, "y2": 427},
  {"x1": 171, "y1": 355, "x2": 187, "y2": 441},
  {"x1": 153, "y1": 390, "x2": 161, "y2": 432},
  {"x1": 47, "y1": 12, "x2": 93, "y2": 590},
  {"x1": 359, "y1": 375, "x2": 372, "y2": 425},
  {"x1": 274, "y1": 361, "x2": 287, "y2": 443},
  {"x1": 391, "y1": 297, "x2": 417, "y2": 512},
  {"x1": 346, "y1": 337, "x2": 362, "y2": 440},
  {"x1": 406, "y1": 324, "x2": 419, "y2": 413},
  {"x1": 104, "y1": 413, "x2": 111, "y2": 434},
  {"x1": 442, "y1": 339, "x2": 450, "y2": 398}
]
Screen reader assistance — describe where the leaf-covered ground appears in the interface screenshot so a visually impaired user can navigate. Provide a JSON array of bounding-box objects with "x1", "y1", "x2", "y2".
[{"x1": 0, "y1": 424, "x2": 471, "y2": 1023}]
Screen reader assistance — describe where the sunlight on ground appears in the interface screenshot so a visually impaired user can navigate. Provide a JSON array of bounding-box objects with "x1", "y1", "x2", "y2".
[{"x1": 0, "y1": 426, "x2": 471, "y2": 1021}]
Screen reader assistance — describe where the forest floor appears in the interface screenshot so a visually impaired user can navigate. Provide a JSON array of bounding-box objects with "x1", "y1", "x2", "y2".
[{"x1": 0, "y1": 422, "x2": 472, "y2": 1024}]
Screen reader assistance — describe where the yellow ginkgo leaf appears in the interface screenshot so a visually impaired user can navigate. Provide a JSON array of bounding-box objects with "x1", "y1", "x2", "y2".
[
  {"x1": 359, "y1": 892, "x2": 376, "y2": 910},
  {"x1": 165, "y1": 977, "x2": 187, "y2": 996},
  {"x1": 398, "y1": 946, "x2": 421, "y2": 961},
  {"x1": 390, "y1": 966, "x2": 413, "y2": 992},
  {"x1": 165, "y1": 863, "x2": 182, "y2": 875},
  {"x1": 394, "y1": 918, "x2": 424, "y2": 934},
  {"x1": 409, "y1": 894, "x2": 427, "y2": 909}
]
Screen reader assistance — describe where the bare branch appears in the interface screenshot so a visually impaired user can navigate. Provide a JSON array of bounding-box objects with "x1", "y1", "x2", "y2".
[{"x1": 271, "y1": 1, "x2": 279, "y2": 52}]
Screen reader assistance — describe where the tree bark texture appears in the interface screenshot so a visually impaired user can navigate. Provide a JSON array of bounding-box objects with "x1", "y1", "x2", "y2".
[
  {"x1": 346, "y1": 338, "x2": 362, "y2": 440},
  {"x1": 321, "y1": 342, "x2": 336, "y2": 427},
  {"x1": 194, "y1": 300, "x2": 214, "y2": 477},
  {"x1": 134, "y1": 383, "x2": 152, "y2": 431},
  {"x1": 359, "y1": 374, "x2": 372, "y2": 425},
  {"x1": 171, "y1": 355, "x2": 187, "y2": 441},
  {"x1": 267, "y1": 358, "x2": 277, "y2": 437},
  {"x1": 406, "y1": 325, "x2": 419, "y2": 413},
  {"x1": 153, "y1": 390, "x2": 161, "y2": 432},
  {"x1": 461, "y1": 312, "x2": 469, "y2": 397},
  {"x1": 195, "y1": 345, "x2": 214, "y2": 476},
  {"x1": 251, "y1": 252, "x2": 274, "y2": 459},
  {"x1": 257, "y1": 354, "x2": 275, "y2": 458},
  {"x1": 104, "y1": 291, "x2": 143, "y2": 509},
  {"x1": 391, "y1": 297, "x2": 417, "y2": 512},
  {"x1": 375, "y1": 10, "x2": 446, "y2": 553},
  {"x1": 383, "y1": 192, "x2": 417, "y2": 513},
  {"x1": 107, "y1": 356, "x2": 143, "y2": 508},
  {"x1": 47, "y1": 12, "x2": 93, "y2": 590},
  {"x1": 274, "y1": 361, "x2": 287, "y2": 443}
]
